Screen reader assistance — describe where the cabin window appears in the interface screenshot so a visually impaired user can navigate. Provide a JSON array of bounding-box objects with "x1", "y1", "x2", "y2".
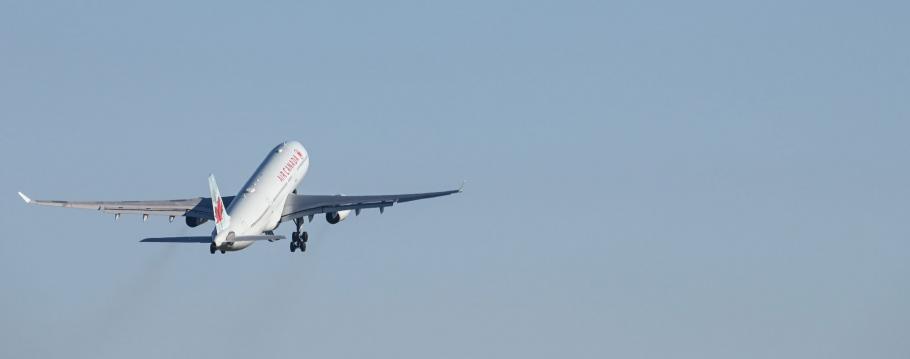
[{"x1": 244, "y1": 176, "x2": 261, "y2": 193}]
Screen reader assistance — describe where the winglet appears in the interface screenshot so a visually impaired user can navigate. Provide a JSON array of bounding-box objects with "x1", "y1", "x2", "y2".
[{"x1": 17, "y1": 192, "x2": 32, "y2": 204}]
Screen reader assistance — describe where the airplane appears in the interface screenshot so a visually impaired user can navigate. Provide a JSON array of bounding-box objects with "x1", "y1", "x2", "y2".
[{"x1": 17, "y1": 141, "x2": 462, "y2": 254}]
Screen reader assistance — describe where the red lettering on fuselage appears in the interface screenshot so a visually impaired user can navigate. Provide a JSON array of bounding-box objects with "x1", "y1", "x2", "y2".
[{"x1": 276, "y1": 150, "x2": 305, "y2": 182}]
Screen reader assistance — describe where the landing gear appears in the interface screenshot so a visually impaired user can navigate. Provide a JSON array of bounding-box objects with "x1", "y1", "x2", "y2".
[
  {"x1": 290, "y1": 233, "x2": 300, "y2": 252},
  {"x1": 210, "y1": 242, "x2": 227, "y2": 254},
  {"x1": 290, "y1": 231, "x2": 308, "y2": 252},
  {"x1": 290, "y1": 217, "x2": 308, "y2": 253}
]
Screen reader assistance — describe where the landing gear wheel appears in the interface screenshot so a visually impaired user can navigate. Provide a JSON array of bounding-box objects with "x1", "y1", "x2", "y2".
[
  {"x1": 209, "y1": 243, "x2": 216, "y2": 254},
  {"x1": 220, "y1": 250, "x2": 226, "y2": 254},
  {"x1": 290, "y1": 230, "x2": 308, "y2": 254}
]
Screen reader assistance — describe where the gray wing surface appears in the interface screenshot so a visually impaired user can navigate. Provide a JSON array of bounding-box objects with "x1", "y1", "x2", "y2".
[
  {"x1": 280, "y1": 186, "x2": 462, "y2": 221},
  {"x1": 17, "y1": 192, "x2": 234, "y2": 220}
]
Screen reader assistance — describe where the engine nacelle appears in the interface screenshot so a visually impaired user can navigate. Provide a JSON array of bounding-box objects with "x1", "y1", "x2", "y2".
[
  {"x1": 186, "y1": 216, "x2": 209, "y2": 228},
  {"x1": 326, "y1": 210, "x2": 352, "y2": 224}
]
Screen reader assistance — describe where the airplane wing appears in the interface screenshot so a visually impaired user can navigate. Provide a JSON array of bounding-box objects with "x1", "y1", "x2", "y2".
[
  {"x1": 17, "y1": 192, "x2": 234, "y2": 220},
  {"x1": 280, "y1": 184, "x2": 463, "y2": 221}
]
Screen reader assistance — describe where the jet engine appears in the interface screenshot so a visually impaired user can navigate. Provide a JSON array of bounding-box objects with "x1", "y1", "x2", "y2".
[
  {"x1": 186, "y1": 216, "x2": 209, "y2": 228},
  {"x1": 326, "y1": 210, "x2": 352, "y2": 224}
]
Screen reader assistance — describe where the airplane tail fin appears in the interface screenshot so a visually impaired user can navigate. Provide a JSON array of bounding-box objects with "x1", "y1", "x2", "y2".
[{"x1": 208, "y1": 174, "x2": 230, "y2": 233}]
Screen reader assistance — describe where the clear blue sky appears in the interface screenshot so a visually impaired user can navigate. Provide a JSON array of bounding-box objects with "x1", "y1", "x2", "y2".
[{"x1": 1, "y1": 1, "x2": 908, "y2": 358}]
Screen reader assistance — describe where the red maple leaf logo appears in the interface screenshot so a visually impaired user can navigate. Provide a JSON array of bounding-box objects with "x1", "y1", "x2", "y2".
[{"x1": 214, "y1": 197, "x2": 224, "y2": 224}]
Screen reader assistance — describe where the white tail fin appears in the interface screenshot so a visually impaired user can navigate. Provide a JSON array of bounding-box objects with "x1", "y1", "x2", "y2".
[{"x1": 208, "y1": 174, "x2": 230, "y2": 233}]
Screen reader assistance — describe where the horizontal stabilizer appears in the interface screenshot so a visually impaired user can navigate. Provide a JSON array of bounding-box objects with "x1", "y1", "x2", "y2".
[
  {"x1": 141, "y1": 236, "x2": 212, "y2": 243},
  {"x1": 140, "y1": 235, "x2": 285, "y2": 244},
  {"x1": 233, "y1": 235, "x2": 285, "y2": 242}
]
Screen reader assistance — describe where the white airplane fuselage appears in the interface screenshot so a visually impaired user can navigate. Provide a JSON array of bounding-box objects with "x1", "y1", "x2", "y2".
[{"x1": 214, "y1": 141, "x2": 309, "y2": 251}]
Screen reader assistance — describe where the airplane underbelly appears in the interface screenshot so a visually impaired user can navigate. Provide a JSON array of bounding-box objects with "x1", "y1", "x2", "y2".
[
  {"x1": 231, "y1": 192, "x2": 286, "y2": 234},
  {"x1": 259, "y1": 207, "x2": 282, "y2": 232},
  {"x1": 224, "y1": 240, "x2": 254, "y2": 251}
]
